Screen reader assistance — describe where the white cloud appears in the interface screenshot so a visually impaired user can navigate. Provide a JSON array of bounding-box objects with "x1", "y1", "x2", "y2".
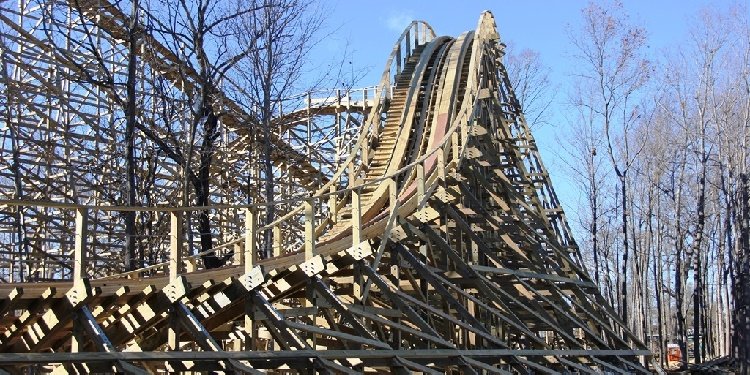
[{"x1": 385, "y1": 11, "x2": 415, "y2": 33}]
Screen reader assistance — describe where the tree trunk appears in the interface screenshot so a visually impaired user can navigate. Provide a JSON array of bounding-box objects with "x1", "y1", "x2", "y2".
[
  {"x1": 590, "y1": 160, "x2": 600, "y2": 286},
  {"x1": 736, "y1": 172, "x2": 750, "y2": 372},
  {"x1": 619, "y1": 173, "x2": 629, "y2": 328},
  {"x1": 692, "y1": 129, "x2": 708, "y2": 364},
  {"x1": 123, "y1": 0, "x2": 139, "y2": 271},
  {"x1": 195, "y1": 110, "x2": 221, "y2": 268},
  {"x1": 261, "y1": 9, "x2": 275, "y2": 260}
]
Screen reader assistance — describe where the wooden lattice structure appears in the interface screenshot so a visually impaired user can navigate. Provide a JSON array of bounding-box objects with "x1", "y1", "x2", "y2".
[{"x1": 0, "y1": 2, "x2": 651, "y2": 373}]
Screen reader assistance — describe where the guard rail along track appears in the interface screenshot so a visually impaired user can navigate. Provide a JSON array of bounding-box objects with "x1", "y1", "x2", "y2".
[{"x1": 0, "y1": 10, "x2": 653, "y2": 374}]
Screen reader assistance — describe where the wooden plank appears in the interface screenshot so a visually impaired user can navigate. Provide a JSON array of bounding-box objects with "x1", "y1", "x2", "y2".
[
  {"x1": 73, "y1": 208, "x2": 88, "y2": 285},
  {"x1": 244, "y1": 208, "x2": 256, "y2": 271},
  {"x1": 304, "y1": 198, "x2": 315, "y2": 261},
  {"x1": 169, "y1": 212, "x2": 182, "y2": 280}
]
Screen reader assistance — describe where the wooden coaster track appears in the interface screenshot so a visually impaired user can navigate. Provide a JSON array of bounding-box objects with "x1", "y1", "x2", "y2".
[{"x1": 0, "y1": 5, "x2": 652, "y2": 374}]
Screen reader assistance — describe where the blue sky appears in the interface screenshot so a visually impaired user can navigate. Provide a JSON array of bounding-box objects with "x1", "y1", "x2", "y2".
[{"x1": 309, "y1": 0, "x2": 742, "y2": 230}]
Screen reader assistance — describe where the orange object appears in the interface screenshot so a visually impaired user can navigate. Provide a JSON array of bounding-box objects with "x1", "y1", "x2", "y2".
[{"x1": 667, "y1": 343, "x2": 682, "y2": 363}]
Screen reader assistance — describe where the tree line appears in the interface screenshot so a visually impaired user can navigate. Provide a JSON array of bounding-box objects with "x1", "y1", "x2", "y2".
[{"x1": 545, "y1": 1, "x2": 749, "y2": 370}]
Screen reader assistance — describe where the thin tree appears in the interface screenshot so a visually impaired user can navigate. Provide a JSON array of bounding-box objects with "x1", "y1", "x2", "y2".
[
  {"x1": 235, "y1": 0, "x2": 325, "y2": 259},
  {"x1": 568, "y1": 1, "x2": 649, "y2": 328},
  {"x1": 151, "y1": 0, "x2": 263, "y2": 266},
  {"x1": 123, "y1": 0, "x2": 140, "y2": 270},
  {"x1": 505, "y1": 46, "x2": 555, "y2": 129}
]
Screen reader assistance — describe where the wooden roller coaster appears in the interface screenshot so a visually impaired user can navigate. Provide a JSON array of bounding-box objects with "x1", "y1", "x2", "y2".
[{"x1": 0, "y1": 2, "x2": 652, "y2": 373}]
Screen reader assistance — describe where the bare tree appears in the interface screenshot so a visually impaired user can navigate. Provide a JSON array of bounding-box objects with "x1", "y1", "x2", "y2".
[
  {"x1": 559, "y1": 98, "x2": 609, "y2": 288},
  {"x1": 505, "y1": 45, "x2": 554, "y2": 129},
  {"x1": 234, "y1": 0, "x2": 325, "y2": 259},
  {"x1": 150, "y1": 0, "x2": 264, "y2": 267},
  {"x1": 568, "y1": 0, "x2": 650, "y2": 329}
]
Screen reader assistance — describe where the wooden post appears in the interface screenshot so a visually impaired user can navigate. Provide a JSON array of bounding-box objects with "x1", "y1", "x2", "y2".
[
  {"x1": 234, "y1": 243, "x2": 243, "y2": 266},
  {"x1": 304, "y1": 198, "x2": 315, "y2": 261},
  {"x1": 362, "y1": 139, "x2": 370, "y2": 169},
  {"x1": 437, "y1": 147, "x2": 447, "y2": 181},
  {"x1": 352, "y1": 187, "x2": 362, "y2": 302},
  {"x1": 396, "y1": 48, "x2": 402, "y2": 76},
  {"x1": 74, "y1": 208, "x2": 88, "y2": 286},
  {"x1": 273, "y1": 225, "x2": 281, "y2": 257},
  {"x1": 244, "y1": 208, "x2": 256, "y2": 273},
  {"x1": 348, "y1": 161, "x2": 356, "y2": 188},
  {"x1": 352, "y1": 188, "x2": 362, "y2": 246},
  {"x1": 329, "y1": 185, "x2": 338, "y2": 223},
  {"x1": 169, "y1": 211, "x2": 182, "y2": 281},
  {"x1": 168, "y1": 211, "x2": 183, "y2": 352},
  {"x1": 452, "y1": 130, "x2": 460, "y2": 163},
  {"x1": 416, "y1": 163, "x2": 425, "y2": 208},
  {"x1": 405, "y1": 30, "x2": 411, "y2": 60}
]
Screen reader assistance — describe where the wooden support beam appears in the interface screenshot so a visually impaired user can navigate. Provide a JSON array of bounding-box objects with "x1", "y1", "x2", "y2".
[
  {"x1": 169, "y1": 211, "x2": 182, "y2": 280},
  {"x1": 304, "y1": 198, "x2": 315, "y2": 261},
  {"x1": 73, "y1": 208, "x2": 88, "y2": 285},
  {"x1": 273, "y1": 225, "x2": 282, "y2": 257},
  {"x1": 174, "y1": 302, "x2": 261, "y2": 374},
  {"x1": 76, "y1": 306, "x2": 148, "y2": 375},
  {"x1": 168, "y1": 212, "x2": 183, "y2": 353},
  {"x1": 328, "y1": 185, "x2": 338, "y2": 223},
  {"x1": 352, "y1": 188, "x2": 362, "y2": 246},
  {"x1": 244, "y1": 208, "x2": 256, "y2": 272},
  {"x1": 351, "y1": 187, "x2": 364, "y2": 304}
]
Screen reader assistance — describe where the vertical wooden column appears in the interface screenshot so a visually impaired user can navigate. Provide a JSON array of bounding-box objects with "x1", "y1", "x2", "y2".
[
  {"x1": 363, "y1": 87, "x2": 368, "y2": 110},
  {"x1": 168, "y1": 211, "x2": 182, "y2": 351},
  {"x1": 405, "y1": 30, "x2": 411, "y2": 60},
  {"x1": 73, "y1": 207, "x2": 89, "y2": 285},
  {"x1": 396, "y1": 48, "x2": 402, "y2": 77},
  {"x1": 348, "y1": 162, "x2": 356, "y2": 187},
  {"x1": 244, "y1": 208, "x2": 257, "y2": 269},
  {"x1": 362, "y1": 139, "x2": 370, "y2": 169},
  {"x1": 304, "y1": 198, "x2": 315, "y2": 261},
  {"x1": 452, "y1": 129, "x2": 460, "y2": 163},
  {"x1": 437, "y1": 148, "x2": 447, "y2": 181},
  {"x1": 73, "y1": 207, "x2": 88, "y2": 286},
  {"x1": 303, "y1": 198, "x2": 316, "y2": 328},
  {"x1": 169, "y1": 211, "x2": 182, "y2": 280},
  {"x1": 329, "y1": 185, "x2": 338, "y2": 224},
  {"x1": 273, "y1": 226, "x2": 282, "y2": 257},
  {"x1": 352, "y1": 188, "x2": 362, "y2": 303},
  {"x1": 233, "y1": 243, "x2": 242, "y2": 266},
  {"x1": 71, "y1": 207, "x2": 88, "y2": 354}
]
